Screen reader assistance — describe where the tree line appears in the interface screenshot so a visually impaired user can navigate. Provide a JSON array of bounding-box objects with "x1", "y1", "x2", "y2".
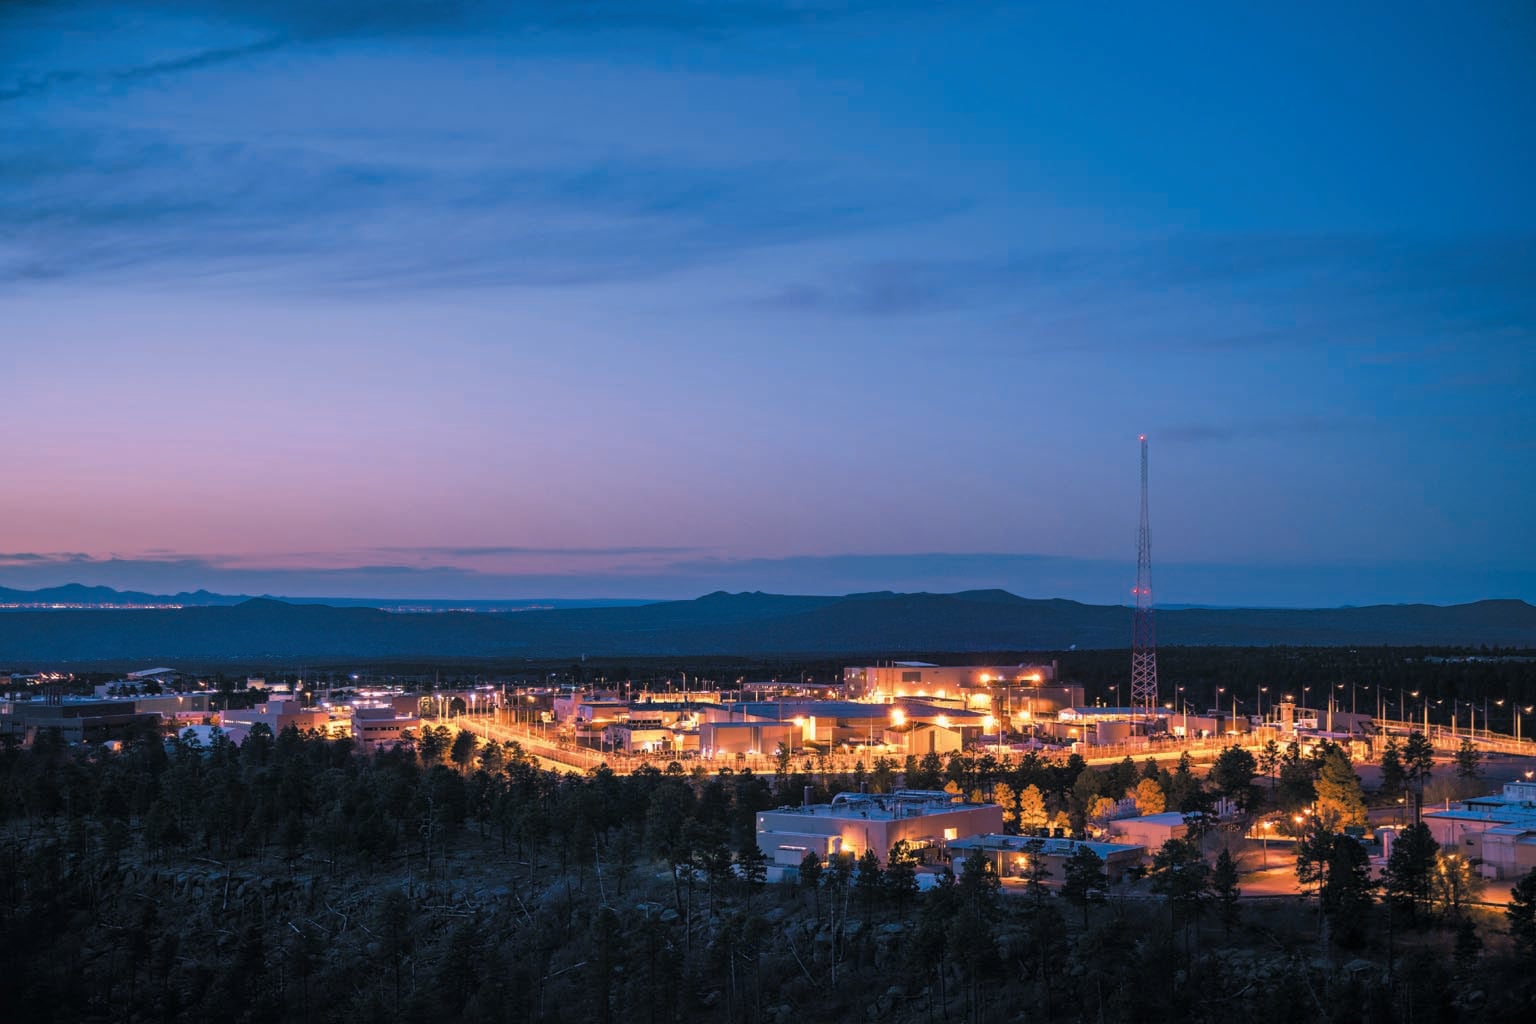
[{"x1": 1, "y1": 721, "x2": 1533, "y2": 1023}]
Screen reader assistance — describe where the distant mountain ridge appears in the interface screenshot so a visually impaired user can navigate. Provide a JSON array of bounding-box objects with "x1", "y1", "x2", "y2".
[
  {"x1": 0, "y1": 586, "x2": 1531, "y2": 664},
  {"x1": 0, "y1": 583, "x2": 245, "y2": 606},
  {"x1": 0, "y1": 584, "x2": 648, "y2": 612}
]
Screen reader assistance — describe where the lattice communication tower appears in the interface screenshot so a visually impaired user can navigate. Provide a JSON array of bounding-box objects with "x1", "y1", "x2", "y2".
[{"x1": 1130, "y1": 435, "x2": 1159, "y2": 720}]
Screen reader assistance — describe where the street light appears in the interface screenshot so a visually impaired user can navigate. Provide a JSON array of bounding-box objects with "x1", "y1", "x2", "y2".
[{"x1": 1261, "y1": 820, "x2": 1273, "y2": 868}]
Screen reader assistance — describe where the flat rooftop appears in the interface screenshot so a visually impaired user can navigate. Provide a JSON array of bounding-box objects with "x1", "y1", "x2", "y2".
[
  {"x1": 768, "y1": 791, "x2": 988, "y2": 820},
  {"x1": 729, "y1": 700, "x2": 987, "y2": 721}
]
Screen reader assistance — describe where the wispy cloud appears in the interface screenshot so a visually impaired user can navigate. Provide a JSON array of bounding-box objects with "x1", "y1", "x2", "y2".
[
  {"x1": 755, "y1": 250, "x2": 1092, "y2": 316},
  {"x1": 0, "y1": 552, "x2": 95, "y2": 565},
  {"x1": 0, "y1": 126, "x2": 946, "y2": 290},
  {"x1": 1159, "y1": 416, "x2": 1378, "y2": 445},
  {"x1": 755, "y1": 234, "x2": 1536, "y2": 356},
  {"x1": 377, "y1": 545, "x2": 704, "y2": 558},
  {"x1": 0, "y1": 1, "x2": 969, "y2": 104}
]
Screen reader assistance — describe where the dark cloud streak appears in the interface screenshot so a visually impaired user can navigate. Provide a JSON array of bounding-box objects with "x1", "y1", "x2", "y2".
[
  {"x1": 0, "y1": 0, "x2": 972, "y2": 103},
  {"x1": 378, "y1": 545, "x2": 705, "y2": 558},
  {"x1": 0, "y1": 35, "x2": 287, "y2": 103}
]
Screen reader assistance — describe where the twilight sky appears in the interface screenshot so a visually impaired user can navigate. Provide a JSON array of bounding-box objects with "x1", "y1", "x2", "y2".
[{"x1": 2, "y1": 1, "x2": 1534, "y2": 607}]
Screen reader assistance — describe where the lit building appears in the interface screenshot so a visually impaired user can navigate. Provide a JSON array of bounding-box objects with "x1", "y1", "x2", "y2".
[
  {"x1": 842, "y1": 663, "x2": 1082, "y2": 726},
  {"x1": 1422, "y1": 780, "x2": 1536, "y2": 880},
  {"x1": 705, "y1": 699, "x2": 986, "y2": 757},
  {"x1": 755, "y1": 790, "x2": 1004, "y2": 880},
  {"x1": 1105, "y1": 812, "x2": 1189, "y2": 851},
  {"x1": 698, "y1": 721, "x2": 800, "y2": 758},
  {"x1": 219, "y1": 696, "x2": 333, "y2": 743},
  {"x1": 946, "y1": 834, "x2": 1146, "y2": 883},
  {"x1": 350, "y1": 705, "x2": 421, "y2": 750},
  {"x1": 0, "y1": 698, "x2": 160, "y2": 743}
]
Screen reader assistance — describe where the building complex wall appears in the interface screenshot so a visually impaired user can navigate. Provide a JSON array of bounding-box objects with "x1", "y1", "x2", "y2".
[{"x1": 756, "y1": 791, "x2": 1004, "y2": 874}]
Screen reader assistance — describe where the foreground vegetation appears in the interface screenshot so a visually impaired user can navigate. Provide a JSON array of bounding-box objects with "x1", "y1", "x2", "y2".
[{"x1": 2, "y1": 724, "x2": 1534, "y2": 1024}]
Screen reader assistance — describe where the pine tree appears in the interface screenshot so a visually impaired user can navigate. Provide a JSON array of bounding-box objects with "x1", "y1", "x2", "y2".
[
  {"x1": 1454, "y1": 738, "x2": 1483, "y2": 780},
  {"x1": 1021, "y1": 839, "x2": 1052, "y2": 906},
  {"x1": 1506, "y1": 866, "x2": 1536, "y2": 955},
  {"x1": 855, "y1": 849, "x2": 883, "y2": 918},
  {"x1": 1257, "y1": 739, "x2": 1281, "y2": 797},
  {"x1": 1321, "y1": 835, "x2": 1375, "y2": 947},
  {"x1": 1402, "y1": 731, "x2": 1435, "y2": 791},
  {"x1": 1211, "y1": 847, "x2": 1241, "y2": 936},
  {"x1": 1313, "y1": 747, "x2": 1367, "y2": 832},
  {"x1": 1430, "y1": 850, "x2": 1482, "y2": 920},
  {"x1": 450, "y1": 728, "x2": 478, "y2": 773},
  {"x1": 992, "y1": 781, "x2": 1018, "y2": 830},
  {"x1": 1150, "y1": 837, "x2": 1210, "y2": 947},
  {"x1": 1378, "y1": 736, "x2": 1406, "y2": 797},
  {"x1": 1017, "y1": 783, "x2": 1049, "y2": 834},
  {"x1": 798, "y1": 850, "x2": 823, "y2": 918},
  {"x1": 736, "y1": 841, "x2": 767, "y2": 909},
  {"x1": 1383, "y1": 822, "x2": 1437, "y2": 921},
  {"x1": 1132, "y1": 776, "x2": 1166, "y2": 816},
  {"x1": 1210, "y1": 745, "x2": 1258, "y2": 808},
  {"x1": 1062, "y1": 844, "x2": 1106, "y2": 926},
  {"x1": 885, "y1": 839, "x2": 919, "y2": 917}
]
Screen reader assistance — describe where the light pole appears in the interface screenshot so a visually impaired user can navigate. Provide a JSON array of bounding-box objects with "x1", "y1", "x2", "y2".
[{"x1": 1261, "y1": 820, "x2": 1272, "y2": 869}]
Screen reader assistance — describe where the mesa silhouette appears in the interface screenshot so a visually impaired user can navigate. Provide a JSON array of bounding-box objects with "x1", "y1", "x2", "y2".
[{"x1": 0, "y1": 588, "x2": 1532, "y2": 663}]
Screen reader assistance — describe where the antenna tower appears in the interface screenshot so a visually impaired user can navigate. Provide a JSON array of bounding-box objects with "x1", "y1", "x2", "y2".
[{"x1": 1130, "y1": 435, "x2": 1158, "y2": 720}]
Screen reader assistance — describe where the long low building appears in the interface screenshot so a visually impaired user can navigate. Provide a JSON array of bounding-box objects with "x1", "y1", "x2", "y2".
[
  {"x1": 756, "y1": 790, "x2": 1004, "y2": 880},
  {"x1": 947, "y1": 834, "x2": 1146, "y2": 884},
  {"x1": 712, "y1": 700, "x2": 985, "y2": 753},
  {"x1": 842, "y1": 663, "x2": 1082, "y2": 724},
  {"x1": 1423, "y1": 780, "x2": 1536, "y2": 880},
  {"x1": 0, "y1": 698, "x2": 161, "y2": 743},
  {"x1": 698, "y1": 721, "x2": 800, "y2": 757}
]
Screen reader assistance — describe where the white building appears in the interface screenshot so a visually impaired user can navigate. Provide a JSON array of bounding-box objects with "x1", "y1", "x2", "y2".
[
  {"x1": 1423, "y1": 780, "x2": 1536, "y2": 880},
  {"x1": 755, "y1": 790, "x2": 1004, "y2": 880},
  {"x1": 351, "y1": 705, "x2": 420, "y2": 750},
  {"x1": 1105, "y1": 812, "x2": 1189, "y2": 851}
]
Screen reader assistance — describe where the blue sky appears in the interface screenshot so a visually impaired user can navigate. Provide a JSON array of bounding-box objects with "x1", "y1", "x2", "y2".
[{"x1": 1, "y1": 1, "x2": 1533, "y2": 606}]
